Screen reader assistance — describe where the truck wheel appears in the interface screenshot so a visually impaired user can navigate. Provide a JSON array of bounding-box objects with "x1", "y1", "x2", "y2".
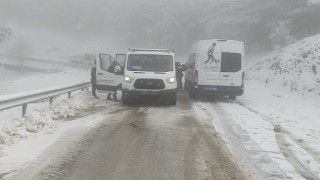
[{"x1": 229, "y1": 95, "x2": 236, "y2": 100}]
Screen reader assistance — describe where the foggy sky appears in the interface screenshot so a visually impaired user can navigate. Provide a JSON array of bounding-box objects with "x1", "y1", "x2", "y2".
[{"x1": 1, "y1": 0, "x2": 319, "y2": 56}]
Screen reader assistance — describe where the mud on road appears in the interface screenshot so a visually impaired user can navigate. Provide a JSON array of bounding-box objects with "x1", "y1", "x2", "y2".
[{"x1": 11, "y1": 92, "x2": 249, "y2": 180}]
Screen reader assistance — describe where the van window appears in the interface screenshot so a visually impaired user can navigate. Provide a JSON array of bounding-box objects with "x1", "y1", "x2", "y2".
[
  {"x1": 187, "y1": 53, "x2": 196, "y2": 69},
  {"x1": 100, "y1": 54, "x2": 112, "y2": 71},
  {"x1": 221, "y1": 52, "x2": 241, "y2": 72},
  {"x1": 116, "y1": 54, "x2": 126, "y2": 67},
  {"x1": 127, "y1": 54, "x2": 173, "y2": 72}
]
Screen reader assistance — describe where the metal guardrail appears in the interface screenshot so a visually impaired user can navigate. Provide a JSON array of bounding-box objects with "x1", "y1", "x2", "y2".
[{"x1": 0, "y1": 82, "x2": 91, "y2": 117}]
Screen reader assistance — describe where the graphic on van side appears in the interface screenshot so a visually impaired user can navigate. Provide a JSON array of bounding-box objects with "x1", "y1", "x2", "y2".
[{"x1": 199, "y1": 42, "x2": 221, "y2": 72}]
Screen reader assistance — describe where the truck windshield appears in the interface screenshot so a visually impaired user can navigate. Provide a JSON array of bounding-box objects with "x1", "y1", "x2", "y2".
[{"x1": 127, "y1": 54, "x2": 173, "y2": 72}]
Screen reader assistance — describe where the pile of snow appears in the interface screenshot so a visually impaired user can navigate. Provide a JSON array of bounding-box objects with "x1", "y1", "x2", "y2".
[
  {"x1": 247, "y1": 33, "x2": 320, "y2": 98},
  {"x1": 0, "y1": 90, "x2": 93, "y2": 156}
]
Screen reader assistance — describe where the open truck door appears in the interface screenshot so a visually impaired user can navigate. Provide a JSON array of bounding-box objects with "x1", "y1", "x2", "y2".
[
  {"x1": 115, "y1": 54, "x2": 126, "y2": 68},
  {"x1": 96, "y1": 54, "x2": 124, "y2": 93}
]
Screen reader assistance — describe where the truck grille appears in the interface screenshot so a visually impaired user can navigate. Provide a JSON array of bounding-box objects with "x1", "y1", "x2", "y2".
[{"x1": 134, "y1": 79, "x2": 165, "y2": 89}]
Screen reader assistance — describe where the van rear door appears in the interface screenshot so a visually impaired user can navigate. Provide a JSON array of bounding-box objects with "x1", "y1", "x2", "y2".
[
  {"x1": 220, "y1": 43, "x2": 244, "y2": 87},
  {"x1": 197, "y1": 42, "x2": 222, "y2": 87}
]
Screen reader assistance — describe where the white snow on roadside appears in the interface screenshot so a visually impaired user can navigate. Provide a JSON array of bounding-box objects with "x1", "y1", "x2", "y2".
[
  {"x1": 239, "y1": 33, "x2": 320, "y2": 179},
  {"x1": 196, "y1": 101, "x2": 305, "y2": 179},
  {"x1": 247, "y1": 33, "x2": 320, "y2": 99},
  {"x1": 0, "y1": 100, "x2": 103, "y2": 177},
  {"x1": 0, "y1": 93, "x2": 122, "y2": 178},
  {"x1": 236, "y1": 81, "x2": 320, "y2": 179},
  {"x1": 285, "y1": 135, "x2": 320, "y2": 178},
  {"x1": 0, "y1": 90, "x2": 94, "y2": 156}
]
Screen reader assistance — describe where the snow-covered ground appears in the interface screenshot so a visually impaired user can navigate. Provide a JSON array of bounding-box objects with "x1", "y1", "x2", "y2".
[
  {"x1": 0, "y1": 67, "x2": 89, "y2": 96},
  {"x1": 247, "y1": 34, "x2": 320, "y2": 99},
  {"x1": 0, "y1": 64, "x2": 90, "y2": 163},
  {"x1": 197, "y1": 80, "x2": 320, "y2": 179},
  {"x1": 0, "y1": 89, "x2": 95, "y2": 172}
]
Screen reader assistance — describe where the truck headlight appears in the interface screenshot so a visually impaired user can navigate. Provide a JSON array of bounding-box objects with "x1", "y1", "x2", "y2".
[
  {"x1": 166, "y1": 77, "x2": 176, "y2": 84},
  {"x1": 124, "y1": 76, "x2": 134, "y2": 83}
]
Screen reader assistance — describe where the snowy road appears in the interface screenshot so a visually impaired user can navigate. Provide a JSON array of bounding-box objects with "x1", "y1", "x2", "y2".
[
  {"x1": 198, "y1": 97, "x2": 320, "y2": 180},
  {"x1": 8, "y1": 92, "x2": 248, "y2": 180},
  {"x1": 2, "y1": 89, "x2": 320, "y2": 180}
]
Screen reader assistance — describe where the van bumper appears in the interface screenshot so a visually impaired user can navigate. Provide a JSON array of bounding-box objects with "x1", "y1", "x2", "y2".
[
  {"x1": 122, "y1": 89, "x2": 177, "y2": 99},
  {"x1": 195, "y1": 85, "x2": 244, "y2": 96}
]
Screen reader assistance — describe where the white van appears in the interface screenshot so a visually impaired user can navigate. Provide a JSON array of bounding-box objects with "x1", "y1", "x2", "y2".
[
  {"x1": 184, "y1": 39, "x2": 245, "y2": 99},
  {"x1": 122, "y1": 49, "x2": 177, "y2": 105}
]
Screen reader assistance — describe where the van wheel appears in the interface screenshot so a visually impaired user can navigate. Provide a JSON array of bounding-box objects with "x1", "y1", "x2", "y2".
[{"x1": 229, "y1": 95, "x2": 236, "y2": 100}]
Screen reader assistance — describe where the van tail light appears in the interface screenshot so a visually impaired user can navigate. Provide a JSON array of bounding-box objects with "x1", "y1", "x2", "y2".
[
  {"x1": 241, "y1": 72, "x2": 245, "y2": 87},
  {"x1": 194, "y1": 70, "x2": 198, "y2": 85}
]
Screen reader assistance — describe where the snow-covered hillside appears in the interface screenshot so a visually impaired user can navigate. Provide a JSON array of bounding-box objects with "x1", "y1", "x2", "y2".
[{"x1": 247, "y1": 33, "x2": 320, "y2": 98}]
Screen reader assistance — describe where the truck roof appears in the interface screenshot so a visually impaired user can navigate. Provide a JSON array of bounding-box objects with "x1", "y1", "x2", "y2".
[
  {"x1": 198, "y1": 39, "x2": 244, "y2": 44},
  {"x1": 128, "y1": 48, "x2": 175, "y2": 55}
]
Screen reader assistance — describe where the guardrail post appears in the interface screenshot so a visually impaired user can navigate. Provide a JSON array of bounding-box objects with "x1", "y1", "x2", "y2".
[
  {"x1": 22, "y1": 104, "x2": 27, "y2": 117},
  {"x1": 0, "y1": 83, "x2": 91, "y2": 115}
]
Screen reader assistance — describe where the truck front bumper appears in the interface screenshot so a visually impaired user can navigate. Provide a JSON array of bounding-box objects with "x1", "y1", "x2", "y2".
[{"x1": 122, "y1": 89, "x2": 177, "y2": 99}]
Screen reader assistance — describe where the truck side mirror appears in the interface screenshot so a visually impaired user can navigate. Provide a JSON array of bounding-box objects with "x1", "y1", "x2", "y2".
[{"x1": 114, "y1": 65, "x2": 123, "y2": 75}]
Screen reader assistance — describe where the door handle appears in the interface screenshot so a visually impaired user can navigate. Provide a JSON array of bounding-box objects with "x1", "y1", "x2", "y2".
[{"x1": 98, "y1": 73, "x2": 103, "y2": 75}]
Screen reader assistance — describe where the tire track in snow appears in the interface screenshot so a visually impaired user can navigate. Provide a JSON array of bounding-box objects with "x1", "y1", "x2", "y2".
[
  {"x1": 197, "y1": 101, "x2": 288, "y2": 179},
  {"x1": 237, "y1": 100, "x2": 320, "y2": 180}
]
